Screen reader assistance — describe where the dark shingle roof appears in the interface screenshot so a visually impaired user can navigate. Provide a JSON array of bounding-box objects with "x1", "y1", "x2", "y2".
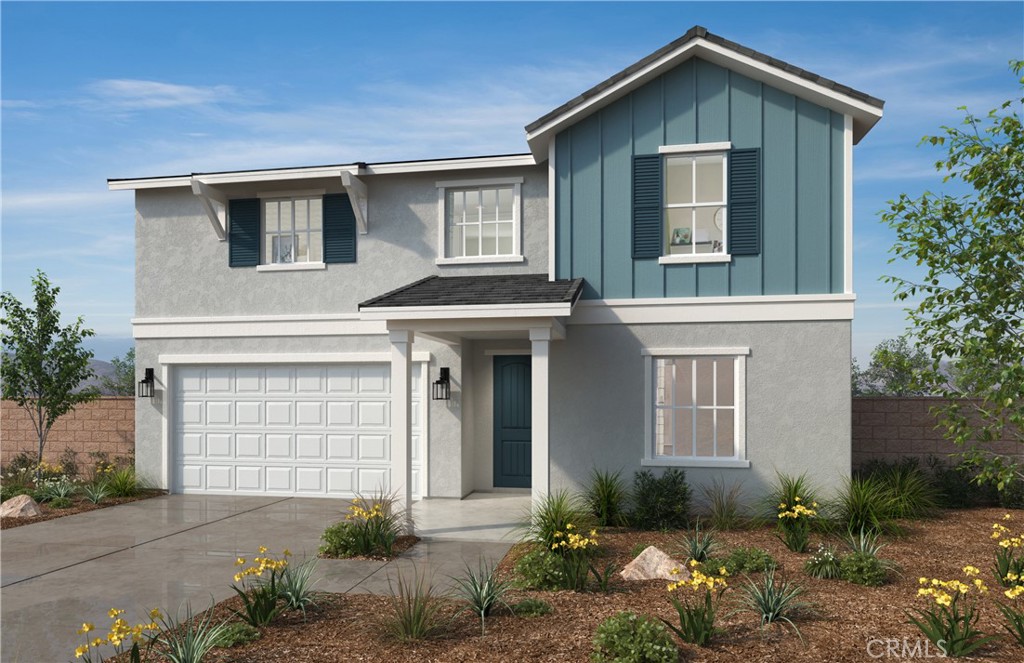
[
  {"x1": 525, "y1": 25, "x2": 884, "y2": 134},
  {"x1": 359, "y1": 274, "x2": 584, "y2": 309}
]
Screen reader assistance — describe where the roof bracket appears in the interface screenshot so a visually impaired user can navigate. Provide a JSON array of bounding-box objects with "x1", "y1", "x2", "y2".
[
  {"x1": 190, "y1": 177, "x2": 228, "y2": 241},
  {"x1": 341, "y1": 171, "x2": 368, "y2": 234}
]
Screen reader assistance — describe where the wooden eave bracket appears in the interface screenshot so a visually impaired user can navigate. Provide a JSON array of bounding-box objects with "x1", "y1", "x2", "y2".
[
  {"x1": 341, "y1": 171, "x2": 368, "y2": 234},
  {"x1": 190, "y1": 177, "x2": 228, "y2": 241}
]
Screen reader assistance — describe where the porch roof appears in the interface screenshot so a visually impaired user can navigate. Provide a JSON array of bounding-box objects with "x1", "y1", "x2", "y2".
[{"x1": 359, "y1": 274, "x2": 584, "y2": 310}]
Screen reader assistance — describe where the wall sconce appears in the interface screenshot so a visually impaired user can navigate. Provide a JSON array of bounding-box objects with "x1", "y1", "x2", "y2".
[
  {"x1": 138, "y1": 368, "x2": 155, "y2": 398},
  {"x1": 432, "y1": 367, "x2": 451, "y2": 401}
]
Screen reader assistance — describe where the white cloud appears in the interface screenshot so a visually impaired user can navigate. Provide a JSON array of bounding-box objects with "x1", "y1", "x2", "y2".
[{"x1": 83, "y1": 79, "x2": 243, "y2": 111}]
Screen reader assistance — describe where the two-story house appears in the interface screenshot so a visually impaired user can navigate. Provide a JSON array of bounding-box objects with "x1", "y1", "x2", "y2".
[{"x1": 109, "y1": 27, "x2": 883, "y2": 516}]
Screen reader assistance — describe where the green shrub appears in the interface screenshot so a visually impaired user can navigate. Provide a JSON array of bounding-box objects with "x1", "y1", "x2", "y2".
[
  {"x1": 512, "y1": 545, "x2": 563, "y2": 590},
  {"x1": 591, "y1": 612, "x2": 678, "y2": 663},
  {"x1": 157, "y1": 601, "x2": 232, "y2": 663},
  {"x1": 319, "y1": 492, "x2": 404, "y2": 558},
  {"x1": 0, "y1": 485, "x2": 29, "y2": 503},
  {"x1": 739, "y1": 567, "x2": 812, "y2": 640},
  {"x1": 278, "y1": 556, "x2": 319, "y2": 618},
  {"x1": 999, "y1": 478, "x2": 1024, "y2": 509},
  {"x1": 769, "y1": 473, "x2": 819, "y2": 553},
  {"x1": 37, "y1": 475, "x2": 78, "y2": 501},
  {"x1": 804, "y1": 544, "x2": 842, "y2": 580},
  {"x1": 699, "y1": 477, "x2": 747, "y2": 530},
  {"x1": 998, "y1": 602, "x2": 1024, "y2": 646},
  {"x1": 212, "y1": 621, "x2": 261, "y2": 648},
  {"x1": 512, "y1": 597, "x2": 552, "y2": 617},
  {"x1": 631, "y1": 469, "x2": 690, "y2": 531},
  {"x1": 106, "y1": 466, "x2": 140, "y2": 497},
  {"x1": 382, "y1": 566, "x2": 448, "y2": 641},
  {"x1": 629, "y1": 541, "x2": 655, "y2": 558},
  {"x1": 875, "y1": 460, "x2": 940, "y2": 519},
  {"x1": 231, "y1": 548, "x2": 288, "y2": 627},
  {"x1": 49, "y1": 496, "x2": 74, "y2": 509},
  {"x1": 676, "y1": 519, "x2": 718, "y2": 563},
  {"x1": 81, "y1": 482, "x2": 110, "y2": 505},
  {"x1": 706, "y1": 546, "x2": 777, "y2": 576},
  {"x1": 451, "y1": 559, "x2": 512, "y2": 635},
  {"x1": 517, "y1": 489, "x2": 591, "y2": 550},
  {"x1": 833, "y1": 475, "x2": 899, "y2": 535},
  {"x1": 585, "y1": 469, "x2": 630, "y2": 527},
  {"x1": 926, "y1": 457, "x2": 999, "y2": 508},
  {"x1": 840, "y1": 552, "x2": 890, "y2": 586}
]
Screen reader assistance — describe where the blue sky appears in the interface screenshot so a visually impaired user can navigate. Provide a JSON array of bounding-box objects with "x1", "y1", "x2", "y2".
[{"x1": 2, "y1": 1, "x2": 1021, "y2": 361}]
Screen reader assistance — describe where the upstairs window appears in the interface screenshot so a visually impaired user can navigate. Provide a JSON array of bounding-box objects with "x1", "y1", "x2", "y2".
[
  {"x1": 436, "y1": 177, "x2": 523, "y2": 264},
  {"x1": 263, "y1": 196, "x2": 323, "y2": 265},
  {"x1": 664, "y1": 152, "x2": 727, "y2": 258}
]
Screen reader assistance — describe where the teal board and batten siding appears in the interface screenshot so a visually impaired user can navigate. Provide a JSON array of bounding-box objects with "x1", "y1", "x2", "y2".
[{"x1": 554, "y1": 57, "x2": 845, "y2": 299}]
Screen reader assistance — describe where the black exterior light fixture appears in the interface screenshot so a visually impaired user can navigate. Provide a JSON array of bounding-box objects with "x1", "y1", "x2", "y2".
[
  {"x1": 432, "y1": 367, "x2": 451, "y2": 401},
  {"x1": 138, "y1": 368, "x2": 155, "y2": 398}
]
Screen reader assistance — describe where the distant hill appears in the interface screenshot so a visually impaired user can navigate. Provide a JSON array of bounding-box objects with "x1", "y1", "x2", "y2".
[{"x1": 82, "y1": 359, "x2": 120, "y2": 395}]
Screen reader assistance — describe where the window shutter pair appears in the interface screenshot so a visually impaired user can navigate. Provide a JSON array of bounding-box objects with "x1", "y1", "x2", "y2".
[
  {"x1": 227, "y1": 194, "x2": 357, "y2": 267},
  {"x1": 631, "y1": 148, "x2": 761, "y2": 259}
]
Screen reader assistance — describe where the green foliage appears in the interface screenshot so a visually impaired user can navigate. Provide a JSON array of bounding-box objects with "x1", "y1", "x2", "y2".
[
  {"x1": 512, "y1": 545, "x2": 564, "y2": 590},
  {"x1": 1, "y1": 270, "x2": 99, "y2": 472},
  {"x1": 630, "y1": 541, "x2": 655, "y2": 558},
  {"x1": 907, "y1": 592, "x2": 998, "y2": 657},
  {"x1": 998, "y1": 477, "x2": 1024, "y2": 508},
  {"x1": 769, "y1": 473, "x2": 819, "y2": 552},
  {"x1": 840, "y1": 552, "x2": 890, "y2": 587},
  {"x1": 699, "y1": 477, "x2": 747, "y2": 530},
  {"x1": 585, "y1": 469, "x2": 630, "y2": 527},
  {"x1": 998, "y1": 602, "x2": 1024, "y2": 646},
  {"x1": 382, "y1": 566, "x2": 449, "y2": 641},
  {"x1": 511, "y1": 597, "x2": 552, "y2": 617},
  {"x1": 804, "y1": 544, "x2": 842, "y2": 580},
  {"x1": 37, "y1": 475, "x2": 78, "y2": 501},
  {"x1": 880, "y1": 62, "x2": 1024, "y2": 491},
  {"x1": 855, "y1": 337, "x2": 933, "y2": 396},
  {"x1": 0, "y1": 484, "x2": 29, "y2": 503},
  {"x1": 833, "y1": 475, "x2": 900, "y2": 536},
  {"x1": 994, "y1": 545, "x2": 1024, "y2": 587},
  {"x1": 631, "y1": 469, "x2": 690, "y2": 531},
  {"x1": 49, "y1": 496, "x2": 73, "y2": 509},
  {"x1": 589, "y1": 561, "x2": 618, "y2": 593},
  {"x1": 232, "y1": 572, "x2": 285, "y2": 627},
  {"x1": 100, "y1": 348, "x2": 136, "y2": 396},
  {"x1": 451, "y1": 559, "x2": 512, "y2": 635},
  {"x1": 738, "y1": 568, "x2": 812, "y2": 640},
  {"x1": 663, "y1": 589, "x2": 720, "y2": 647},
  {"x1": 211, "y1": 621, "x2": 261, "y2": 648},
  {"x1": 106, "y1": 466, "x2": 141, "y2": 498},
  {"x1": 278, "y1": 557, "x2": 319, "y2": 618},
  {"x1": 845, "y1": 527, "x2": 888, "y2": 558},
  {"x1": 875, "y1": 460, "x2": 940, "y2": 520},
  {"x1": 319, "y1": 492, "x2": 405, "y2": 558},
  {"x1": 517, "y1": 489, "x2": 592, "y2": 550},
  {"x1": 81, "y1": 482, "x2": 110, "y2": 505},
  {"x1": 590, "y1": 612, "x2": 678, "y2": 663},
  {"x1": 157, "y1": 602, "x2": 232, "y2": 663},
  {"x1": 676, "y1": 519, "x2": 718, "y2": 563},
  {"x1": 926, "y1": 457, "x2": 999, "y2": 508},
  {"x1": 706, "y1": 546, "x2": 777, "y2": 576}
]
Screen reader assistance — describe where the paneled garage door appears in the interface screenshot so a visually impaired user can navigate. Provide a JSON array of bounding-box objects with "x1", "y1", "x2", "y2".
[{"x1": 172, "y1": 364, "x2": 423, "y2": 497}]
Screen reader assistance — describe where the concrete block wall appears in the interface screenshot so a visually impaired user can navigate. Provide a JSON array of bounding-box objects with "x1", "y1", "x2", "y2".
[
  {"x1": 852, "y1": 397, "x2": 1021, "y2": 468},
  {"x1": 0, "y1": 398, "x2": 135, "y2": 468}
]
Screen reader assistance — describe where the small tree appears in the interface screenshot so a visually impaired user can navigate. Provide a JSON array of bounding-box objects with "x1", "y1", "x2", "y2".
[
  {"x1": 100, "y1": 348, "x2": 136, "y2": 396},
  {"x1": 880, "y1": 62, "x2": 1023, "y2": 489},
  {"x1": 1, "y1": 270, "x2": 99, "y2": 474},
  {"x1": 856, "y1": 337, "x2": 932, "y2": 397}
]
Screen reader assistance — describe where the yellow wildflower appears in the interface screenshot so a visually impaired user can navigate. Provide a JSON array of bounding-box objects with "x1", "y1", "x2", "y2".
[
  {"x1": 108, "y1": 608, "x2": 124, "y2": 618},
  {"x1": 962, "y1": 565, "x2": 980, "y2": 576},
  {"x1": 78, "y1": 623, "x2": 95, "y2": 634}
]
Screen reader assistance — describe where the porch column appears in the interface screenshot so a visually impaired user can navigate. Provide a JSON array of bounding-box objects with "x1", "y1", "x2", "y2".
[
  {"x1": 529, "y1": 327, "x2": 551, "y2": 504},
  {"x1": 389, "y1": 329, "x2": 414, "y2": 533}
]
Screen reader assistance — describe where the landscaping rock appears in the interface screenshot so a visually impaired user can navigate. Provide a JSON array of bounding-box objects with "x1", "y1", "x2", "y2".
[
  {"x1": 619, "y1": 545, "x2": 689, "y2": 582},
  {"x1": 0, "y1": 494, "x2": 42, "y2": 519}
]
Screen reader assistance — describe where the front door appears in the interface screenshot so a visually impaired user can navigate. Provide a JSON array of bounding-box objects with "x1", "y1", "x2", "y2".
[{"x1": 493, "y1": 355, "x2": 531, "y2": 488}]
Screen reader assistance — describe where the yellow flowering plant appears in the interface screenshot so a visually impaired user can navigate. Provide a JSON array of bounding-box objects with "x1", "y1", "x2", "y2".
[
  {"x1": 907, "y1": 566, "x2": 998, "y2": 657},
  {"x1": 231, "y1": 546, "x2": 290, "y2": 626},
  {"x1": 320, "y1": 491, "x2": 405, "y2": 558},
  {"x1": 71, "y1": 607, "x2": 161, "y2": 663},
  {"x1": 998, "y1": 571, "x2": 1024, "y2": 645},
  {"x1": 991, "y1": 514, "x2": 1024, "y2": 587},
  {"x1": 661, "y1": 561, "x2": 730, "y2": 646},
  {"x1": 549, "y1": 524, "x2": 604, "y2": 591},
  {"x1": 776, "y1": 496, "x2": 819, "y2": 553}
]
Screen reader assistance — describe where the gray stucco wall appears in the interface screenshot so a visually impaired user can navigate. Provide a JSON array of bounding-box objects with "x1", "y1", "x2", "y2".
[
  {"x1": 549, "y1": 320, "x2": 852, "y2": 504},
  {"x1": 135, "y1": 165, "x2": 549, "y2": 318}
]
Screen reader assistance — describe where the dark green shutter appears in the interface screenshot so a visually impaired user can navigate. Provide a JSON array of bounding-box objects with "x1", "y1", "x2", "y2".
[
  {"x1": 228, "y1": 198, "x2": 260, "y2": 267},
  {"x1": 728, "y1": 148, "x2": 761, "y2": 256},
  {"x1": 323, "y1": 193, "x2": 356, "y2": 263},
  {"x1": 632, "y1": 154, "x2": 663, "y2": 259}
]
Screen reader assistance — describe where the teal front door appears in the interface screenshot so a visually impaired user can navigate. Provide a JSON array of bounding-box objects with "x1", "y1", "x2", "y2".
[{"x1": 493, "y1": 355, "x2": 532, "y2": 488}]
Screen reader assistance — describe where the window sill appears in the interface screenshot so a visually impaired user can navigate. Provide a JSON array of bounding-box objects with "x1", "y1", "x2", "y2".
[
  {"x1": 435, "y1": 255, "x2": 525, "y2": 266},
  {"x1": 641, "y1": 457, "x2": 751, "y2": 469},
  {"x1": 256, "y1": 262, "x2": 327, "y2": 272},
  {"x1": 658, "y1": 254, "x2": 732, "y2": 265}
]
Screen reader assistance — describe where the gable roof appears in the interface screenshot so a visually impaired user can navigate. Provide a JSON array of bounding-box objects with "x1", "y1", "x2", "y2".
[{"x1": 525, "y1": 26, "x2": 884, "y2": 159}]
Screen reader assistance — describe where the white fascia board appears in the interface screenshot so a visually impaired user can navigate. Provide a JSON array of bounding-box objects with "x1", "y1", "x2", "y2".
[
  {"x1": 525, "y1": 39, "x2": 883, "y2": 158},
  {"x1": 360, "y1": 302, "x2": 573, "y2": 321},
  {"x1": 133, "y1": 314, "x2": 386, "y2": 339},
  {"x1": 158, "y1": 351, "x2": 432, "y2": 365},
  {"x1": 641, "y1": 346, "x2": 750, "y2": 356},
  {"x1": 108, "y1": 155, "x2": 537, "y2": 192},
  {"x1": 570, "y1": 294, "x2": 856, "y2": 325}
]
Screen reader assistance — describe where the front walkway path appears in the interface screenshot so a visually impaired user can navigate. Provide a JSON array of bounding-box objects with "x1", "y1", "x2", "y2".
[{"x1": 0, "y1": 495, "x2": 512, "y2": 663}]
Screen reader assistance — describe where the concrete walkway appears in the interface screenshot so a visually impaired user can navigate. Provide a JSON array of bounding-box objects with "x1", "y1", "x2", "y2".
[{"x1": 0, "y1": 494, "x2": 515, "y2": 663}]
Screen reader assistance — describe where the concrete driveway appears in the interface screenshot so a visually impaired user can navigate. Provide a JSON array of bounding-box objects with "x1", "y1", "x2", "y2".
[{"x1": 0, "y1": 495, "x2": 510, "y2": 663}]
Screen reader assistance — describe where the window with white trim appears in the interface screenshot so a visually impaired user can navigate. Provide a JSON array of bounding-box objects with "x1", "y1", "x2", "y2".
[
  {"x1": 263, "y1": 196, "x2": 322, "y2": 265},
  {"x1": 664, "y1": 152, "x2": 727, "y2": 257},
  {"x1": 436, "y1": 177, "x2": 522, "y2": 263},
  {"x1": 643, "y1": 349, "x2": 748, "y2": 467}
]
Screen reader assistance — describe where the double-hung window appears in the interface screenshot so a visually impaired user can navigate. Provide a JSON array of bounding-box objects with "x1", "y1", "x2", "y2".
[
  {"x1": 436, "y1": 177, "x2": 523, "y2": 264},
  {"x1": 642, "y1": 348, "x2": 750, "y2": 468},
  {"x1": 660, "y1": 143, "x2": 729, "y2": 264},
  {"x1": 260, "y1": 193, "x2": 324, "y2": 270}
]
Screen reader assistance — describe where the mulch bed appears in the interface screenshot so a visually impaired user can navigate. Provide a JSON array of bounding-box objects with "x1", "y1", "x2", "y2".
[
  {"x1": 110, "y1": 507, "x2": 1023, "y2": 662},
  {"x1": 0, "y1": 489, "x2": 165, "y2": 529}
]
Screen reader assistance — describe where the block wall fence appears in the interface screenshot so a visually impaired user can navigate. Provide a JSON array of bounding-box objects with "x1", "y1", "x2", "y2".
[{"x1": 0, "y1": 398, "x2": 135, "y2": 468}]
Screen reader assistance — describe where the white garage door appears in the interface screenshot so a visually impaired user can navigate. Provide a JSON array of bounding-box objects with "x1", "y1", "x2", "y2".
[{"x1": 172, "y1": 364, "x2": 423, "y2": 497}]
